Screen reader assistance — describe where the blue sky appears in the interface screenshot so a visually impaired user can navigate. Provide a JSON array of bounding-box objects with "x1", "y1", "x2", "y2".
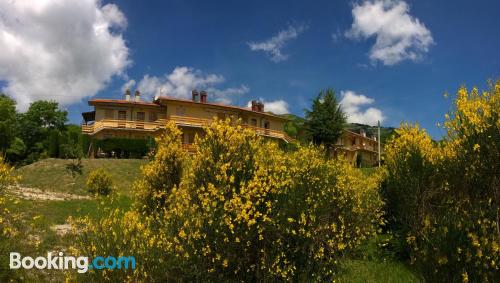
[{"x1": 1, "y1": 0, "x2": 499, "y2": 138}]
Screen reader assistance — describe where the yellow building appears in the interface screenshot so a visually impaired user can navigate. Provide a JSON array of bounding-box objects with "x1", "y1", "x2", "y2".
[
  {"x1": 81, "y1": 90, "x2": 292, "y2": 157},
  {"x1": 334, "y1": 129, "x2": 380, "y2": 167}
]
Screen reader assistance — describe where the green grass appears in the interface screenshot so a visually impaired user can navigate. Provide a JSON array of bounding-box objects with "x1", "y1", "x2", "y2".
[
  {"x1": 337, "y1": 259, "x2": 421, "y2": 283},
  {"x1": 6, "y1": 158, "x2": 422, "y2": 282},
  {"x1": 15, "y1": 158, "x2": 147, "y2": 196}
]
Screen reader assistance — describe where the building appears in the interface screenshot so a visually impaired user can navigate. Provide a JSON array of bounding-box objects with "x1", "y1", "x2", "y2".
[
  {"x1": 335, "y1": 128, "x2": 380, "y2": 167},
  {"x1": 81, "y1": 90, "x2": 292, "y2": 157}
]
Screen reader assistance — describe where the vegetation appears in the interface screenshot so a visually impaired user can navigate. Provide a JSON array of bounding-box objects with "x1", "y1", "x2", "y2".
[
  {"x1": 0, "y1": 95, "x2": 87, "y2": 165},
  {"x1": 383, "y1": 81, "x2": 500, "y2": 282},
  {"x1": 94, "y1": 137, "x2": 155, "y2": 158},
  {"x1": 74, "y1": 119, "x2": 385, "y2": 282},
  {"x1": 15, "y1": 158, "x2": 146, "y2": 196},
  {"x1": 304, "y1": 88, "x2": 346, "y2": 147},
  {"x1": 86, "y1": 168, "x2": 114, "y2": 196}
]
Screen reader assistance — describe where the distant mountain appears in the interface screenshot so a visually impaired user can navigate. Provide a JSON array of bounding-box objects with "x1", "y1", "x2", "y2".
[{"x1": 279, "y1": 114, "x2": 396, "y2": 144}]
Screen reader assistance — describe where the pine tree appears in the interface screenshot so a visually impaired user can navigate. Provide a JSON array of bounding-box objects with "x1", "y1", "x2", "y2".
[{"x1": 304, "y1": 89, "x2": 346, "y2": 148}]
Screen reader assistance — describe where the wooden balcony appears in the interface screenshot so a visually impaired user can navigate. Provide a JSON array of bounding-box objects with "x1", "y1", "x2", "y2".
[
  {"x1": 81, "y1": 119, "x2": 167, "y2": 134},
  {"x1": 82, "y1": 115, "x2": 294, "y2": 143},
  {"x1": 168, "y1": 115, "x2": 293, "y2": 142}
]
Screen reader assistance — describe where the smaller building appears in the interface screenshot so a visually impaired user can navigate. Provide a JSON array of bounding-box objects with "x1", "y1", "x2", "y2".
[{"x1": 335, "y1": 129, "x2": 380, "y2": 167}]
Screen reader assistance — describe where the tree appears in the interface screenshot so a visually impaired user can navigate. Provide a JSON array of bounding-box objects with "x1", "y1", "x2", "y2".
[
  {"x1": 0, "y1": 94, "x2": 18, "y2": 151},
  {"x1": 17, "y1": 100, "x2": 68, "y2": 160},
  {"x1": 304, "y1": 89, "x2": 346, "y2": 148}
]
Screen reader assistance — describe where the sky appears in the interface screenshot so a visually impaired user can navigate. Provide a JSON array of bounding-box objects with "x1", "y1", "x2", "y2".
[{"x1": 0, "y1": 0, "x2": 499, "y2": 138}]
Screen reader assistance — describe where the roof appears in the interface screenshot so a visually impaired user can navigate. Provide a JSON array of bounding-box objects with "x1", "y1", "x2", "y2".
[
  {"x1": 155, "y1": 96, "x2": 288, "y2": 121},
  {"x1": 88, "y1": 99, "x2": 162, "y2": 108},
  {"x1": 344, "y1": 129, "x2": 378, "y2": 142}
]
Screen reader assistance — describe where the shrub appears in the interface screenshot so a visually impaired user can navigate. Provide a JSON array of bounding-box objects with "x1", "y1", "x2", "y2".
[
  {"x1": 75, "y1": 119, "x2": 384, "y2": 282},
  {"x1": 0, "y1": 155, "x2": 16, "y2": 191},
  {"x1": 134, "y1": 122, "x2": 186, "y2": 214},
  {"x1": 384, "y1": 81, "x2": 500, "y2": 282},
  {"x1": 0, "y1": 155, "x2": 20, "y2": 281},
  {"x1": 86, "y1": 168, "x2": 114, "y2": 196}
]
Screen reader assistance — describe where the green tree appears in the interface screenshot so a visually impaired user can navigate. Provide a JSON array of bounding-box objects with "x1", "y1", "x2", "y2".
[
  {"x1": 18, "y1": 100, "x2": 68, "y2": 161},
  {"x1": 304, "y1": 89, "x2": 346, "y2": 148},
  {"x1": 0, "y1": 94, "x2": 18, "y2": 151}
]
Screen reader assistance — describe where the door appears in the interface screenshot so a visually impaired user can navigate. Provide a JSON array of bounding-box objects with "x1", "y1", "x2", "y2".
[
  {"x1": 118, "y1": 111, "x2": 127, "y2": 128},
  {"x1": 136, "y1": 112, "x2": 145, "y2": 129}
]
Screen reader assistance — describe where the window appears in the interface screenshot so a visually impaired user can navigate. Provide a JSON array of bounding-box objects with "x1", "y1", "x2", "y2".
[
  {"x1": 149, "y1": 112, "x2": 158, "y2": 122},
  {"x1": 105, "y1": 109, "x2": 114, "y2": 119},
  {"x1": 118, "y1": 111, "x2": 127, "y2": 120},
  {"x1": 176, "y1": 106, "x2": 186, "y2": 116},
  {"x1": 136, "y1": 112, "x2": 145, "y2": 121},
  {"x1": 264, "y1": 121, "x2": 270, "y2": 129},
  {"x1": 251, "y1": 118, "x2": 257, "y2": 126}
]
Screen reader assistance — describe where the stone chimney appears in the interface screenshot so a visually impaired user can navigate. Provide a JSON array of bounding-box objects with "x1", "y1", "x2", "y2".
[
  {"x1": 251, "y1": 101, "x2": 264, "y2": 112},
  {"x1": 200, "y1": 90, "x2": 207, "y2": 103},
  {"x1": 134, "y1": 90, "x2": 141, "y2": 102},
  {"x1": 251, "y1": 100, "x2": 258, "y2": 111},
  {"x1": 192, "y1": 89, "x2": 199, "y2": 102},
  {"x1": 125, "y1": 89, "x2": 131, "y2": 101}
]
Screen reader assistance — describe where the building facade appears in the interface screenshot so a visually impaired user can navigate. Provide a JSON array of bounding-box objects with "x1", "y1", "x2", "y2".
[
  {"x1": 335, "y1": 129, "x2": 380, "y2": 167},
  {"x1": 81, "y1": 90, "x2": 291, "y2": 156}
]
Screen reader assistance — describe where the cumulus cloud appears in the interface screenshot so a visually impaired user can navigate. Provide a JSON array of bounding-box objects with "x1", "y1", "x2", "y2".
[
  {"x1": 247, "y1": 99, "x2": 290, "y2": 115},
  {"x1": 340, "y1": 90, "x2": 384, "y2": 126},
  {"x1": 345, "y1": 0, "x2": 433, "y2": 65},
  {"x1": 128, "y1": 67, "x2": 249, "y2": 104},
  {"x1": 248, "y1": 24, "x2": 308, "y2": 62},
  {"x1": 0, "y1": 0, "x2": 130, "y2": 110},
  {"x1": 121, "y1": 79, "x2": 136, "y2": 93}
]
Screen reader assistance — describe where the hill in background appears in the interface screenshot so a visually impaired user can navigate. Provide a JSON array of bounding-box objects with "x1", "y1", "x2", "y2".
[{"x1": 279, "y1": 114, "x2": 396, "y2": 144}]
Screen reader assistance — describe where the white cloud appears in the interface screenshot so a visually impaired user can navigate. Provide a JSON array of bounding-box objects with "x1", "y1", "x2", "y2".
[
  {"x1": 345, "y1": 0, "x2": 433, "y2": 65},
  {"x1": 248, "y1": 25, "x2": 308, "y2": 62},
  {"x1": 0, "y1": 0, "x2": 130, "y2": 111},
  {"x1": 246, "y1": 99, "x2": 290, "y2": 115},
  {"x1": 121, "y1": 79, "x2": 136, "y2": 93},
  {"x1": 340, "y1": 90, "x2": 384, "y2": 126},
  {"x1": 131, "y1": 67, "x2": 249, "y2": 104}
]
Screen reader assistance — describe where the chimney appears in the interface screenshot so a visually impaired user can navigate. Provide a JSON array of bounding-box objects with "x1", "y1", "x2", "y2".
[
  {"x1": 251, "y1": 100, "x2": 258, "y2": 111},
  {"x1": 192, "y1": 89, "x2": 199, "y2": 102},
  {"x1": 373, "y1": 135, "x2": 377, "y2": 141},
  {"x1": 258, "y1": 102, "x2": 264, "y2": 112},
  {"x1": 134, "y1": 90, "x2": 141, "y2": 102},
  {"x1": 360, "y1": 129, "x2": 366, "y2": 137},
  {"x1": 125, "y1": 89, "x2": 131, "y2": 101},
  {"x1": 200, "y1": 90, "x2": 207, "y2": 103}
]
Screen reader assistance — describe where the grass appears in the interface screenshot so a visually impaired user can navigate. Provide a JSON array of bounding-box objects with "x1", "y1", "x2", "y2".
[
  {"x1": 15, "y1": 158, "x2": 147, "y2": 196},
  {"x1": 4, "y1": 158, "x2": 421, "y2": 282},
  {"x1": 337, "y1": 259, "x2": 421, "y2": 283}
]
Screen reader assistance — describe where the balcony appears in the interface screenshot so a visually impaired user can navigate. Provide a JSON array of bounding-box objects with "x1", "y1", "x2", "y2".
[
  {"x1": 81, "y1": 119, "x2": 167, "y2": 134},
  {"x1": 82, "y1": 115, "x2": 294, "y2": 143}
]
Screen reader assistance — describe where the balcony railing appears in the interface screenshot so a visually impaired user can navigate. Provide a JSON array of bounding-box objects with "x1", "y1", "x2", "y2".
[
  {"x1": 82, "y1": 115, "x2": 294, "y2": 142},
  {"x1": 81, "y1": 119, "x2": 167, "y2": 134}
]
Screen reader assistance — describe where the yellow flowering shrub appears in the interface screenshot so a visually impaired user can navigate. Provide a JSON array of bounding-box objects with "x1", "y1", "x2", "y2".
[
  {"x1": 0, "y1": 155, "x2": 19, "y2": 281},
  {"x1": 134, "y1": 121, "x2": 186, "y2": 214},
  {"x1": 86, "y1": 168, "x2": 114, "y2": 196},
  {"x1": 384, "y1": 81, "x2": 500, "y2": 282},
  {"x1": 75, "y1": 119, "x2": 384, "y2": 282},
  {"x1": 0, "y1": 155, "x2": 16, "y2": 191}
]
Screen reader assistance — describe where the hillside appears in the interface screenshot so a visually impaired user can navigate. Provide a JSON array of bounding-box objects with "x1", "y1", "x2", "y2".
[
  {"x1": 15, "y1": 158, "x2": 147, "y2": 196},
  {"x1": 281, "y1": 113, "x2": 396, "y2": 144}
]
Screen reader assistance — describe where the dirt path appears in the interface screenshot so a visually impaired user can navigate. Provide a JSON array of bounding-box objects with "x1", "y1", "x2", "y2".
[{"x1": 8, "y1": 185, "x2": 92, "y2": 201}]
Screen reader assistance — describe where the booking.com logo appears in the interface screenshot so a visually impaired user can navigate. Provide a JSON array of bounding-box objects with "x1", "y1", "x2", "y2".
[{"x1": 9, "y1": 252, "x2": 136, "y2": 273}]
